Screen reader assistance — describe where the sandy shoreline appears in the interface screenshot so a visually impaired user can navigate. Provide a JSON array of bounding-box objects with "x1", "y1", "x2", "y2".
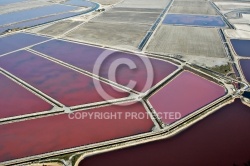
[{"x1": 28, "y1": 162, "x2": 63, "y2": 166}]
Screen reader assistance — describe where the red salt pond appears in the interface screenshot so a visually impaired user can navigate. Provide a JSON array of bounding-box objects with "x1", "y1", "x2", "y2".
[
  {"x1": 239, "y1": 59, "x2": 250, "y2": 83},
  {"x1": 0, "y1": 102, "x2": 154, "y2": 162},
  {"x1": 0, "y1": 73, "x2": 53, "y2": 119},
  {"x1": 149, "y1": 71, "x2": 226, "y2": 124},
  {"x1": 0, "y1": 51, "x2": 129, "y2": 107},
  {"x1": 31, "y1": 40, "x2": 178, "y2": 92},
  {"x1": 79, "y1": 99, "x2": 250, "y2": 166},
  {"x1": 0, "y1": 33, "x2": 49, "y2": 55}
]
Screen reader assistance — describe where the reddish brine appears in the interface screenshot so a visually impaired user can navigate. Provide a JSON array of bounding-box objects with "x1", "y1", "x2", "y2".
[
  {"x1": 32, "y1": 40, "x2": 178, "y2": 92},
  {"x1": 0, "y1": 73, "x2": 53, "y2": 119},
  {"x1": 0, "y1": 102, "x2": 154, "y2": 162},
  {"x1": 0, "y1": 50, "x2": 129, "y2": 107},
  {"x1": 79, "y1": 99, "x2": 250, "y2": 166},
  {"x1": 149, "y1": 71, "x2": 226, "y2": 124}
]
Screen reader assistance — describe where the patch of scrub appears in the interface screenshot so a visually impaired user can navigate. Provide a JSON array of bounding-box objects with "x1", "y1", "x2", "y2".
[{"x1": 209, "y1": 64, "x2": 231, "y2": 74}]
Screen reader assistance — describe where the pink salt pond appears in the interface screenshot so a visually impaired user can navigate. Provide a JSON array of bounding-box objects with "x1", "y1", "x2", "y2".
[
  {"x1": 0, "y1": 50, "x2": 130, "y2": 107},
  {"x1": 149, "y1": 71, "x2": 226, "y2": 124},
  {"x1": 31, "y1": 39, "x2": 178, "y2": 92},
  {"x1": 0, "y1": 102, "x2": 154, "y2": 162},
  {"x1": 0, "y1": 73, "x2": 53, "y2": 119},
  {"x1": 78, "y1": 99, "x2": 250, "y2": 166}
]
